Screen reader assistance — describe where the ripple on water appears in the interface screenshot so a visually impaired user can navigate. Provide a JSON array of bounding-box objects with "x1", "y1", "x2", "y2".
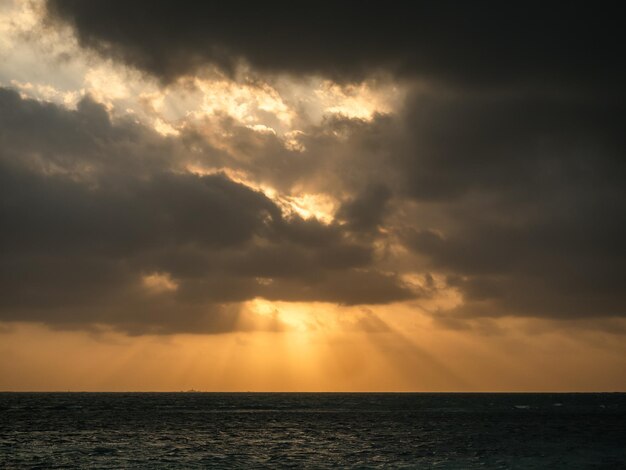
[{"x1": 0, "y1": 393, "x2": 624, "y2": 468}]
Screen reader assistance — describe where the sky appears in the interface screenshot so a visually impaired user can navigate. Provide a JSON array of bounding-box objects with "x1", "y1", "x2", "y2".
[{"x1": 1, "y1": 0, "x2": 625, "y2": 391}]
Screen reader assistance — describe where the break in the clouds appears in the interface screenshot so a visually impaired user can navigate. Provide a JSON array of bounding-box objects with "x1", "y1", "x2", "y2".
[
  {"x1": 0, "y1": 87, "x2": 414, "y2": 334},
  {"x1": 0, "y1": 0, "x2": 625, "y2": 336}
]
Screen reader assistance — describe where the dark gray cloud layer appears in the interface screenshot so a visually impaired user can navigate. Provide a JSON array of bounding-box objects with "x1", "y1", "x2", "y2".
[
  {"x1": 46, "y1": 1, "x2": 624, "y2": 90},
  {"x1": 5, "y1": 3, "x2": 626, "y2": 332},
  {"x1": 396, "y1": 88, "x2": 626, "y2": 321},
  {"x1": 2, "y1": 82, "x2": 625, "y2": 331},
  {"x1": 0, "y1": 88, "x2": 414, "y2": 334}
]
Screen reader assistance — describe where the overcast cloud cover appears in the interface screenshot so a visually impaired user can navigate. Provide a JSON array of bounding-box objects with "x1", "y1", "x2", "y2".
[{"x1": 0, "y1": 1, "x2": 624, "y2": 335}]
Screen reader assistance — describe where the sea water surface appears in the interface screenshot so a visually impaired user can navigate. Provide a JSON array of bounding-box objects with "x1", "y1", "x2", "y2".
[{"x1": 1, "y1": 392, "x2": 624, "y2": 468}]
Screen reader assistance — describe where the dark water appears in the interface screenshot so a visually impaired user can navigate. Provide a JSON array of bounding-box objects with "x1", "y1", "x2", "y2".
[{"x1": 1, "y1": 393, "x2": 624, "y2": 469}]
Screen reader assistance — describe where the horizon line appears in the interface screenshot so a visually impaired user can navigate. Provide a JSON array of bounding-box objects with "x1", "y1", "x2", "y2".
[{"x1": 2, "y1": 390, "x2": 625, "y2": 394}]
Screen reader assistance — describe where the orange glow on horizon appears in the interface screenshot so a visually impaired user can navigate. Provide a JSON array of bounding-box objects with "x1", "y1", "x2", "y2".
[{"x1": 2, "y1": 305, "x2": 625, "y2": 392}]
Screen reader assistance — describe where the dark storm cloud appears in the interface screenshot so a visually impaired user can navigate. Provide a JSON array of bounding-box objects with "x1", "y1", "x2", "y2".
[
  {"x1": 396, "y1": 92, "x2": 626, "y2": 201},
  {"x1": 0, "y1": 88, "x2": 415, "y2": 334},
  {"x1": 337, "y1": 184, "x2": 392, "y2": 233},
  {"x1": 9, "y1": 1, "x2": 626, "y2": 330},
  {"x1": 227, "y1": 90, "x2": 626, "y2": 323},
  {"x1": 397, "y1": 88, "x2": 626, "y2": 321},
  {"x1": 45, "y1": 1, "x2": 625, "y2": 89},
  {"x1": 200, "y1": 78, "x2": 624, "y2": 324}
]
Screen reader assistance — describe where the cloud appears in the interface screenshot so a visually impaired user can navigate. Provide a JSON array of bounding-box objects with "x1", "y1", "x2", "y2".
[
  {"x1": 216, "y1": 85, "x2": 626, "y2": 325},
  {"x1": 0, "y1": 88, "x2": 415, "y2": 334},
  {"x1": 395, "y1": 91, "x2": 625, "y2": 201},
  {"x1": 4, "y1": 1, "x2": 626, "y2": 333},
  {"x1": 337, "y1": 184, "x2": 392, "y2": 233},
  {"x1": 45, "y1": 1, "x2": 625, "y2": 91},
  {"x1": 396, "y1": 89, "x2": 626, "y2": 321}
]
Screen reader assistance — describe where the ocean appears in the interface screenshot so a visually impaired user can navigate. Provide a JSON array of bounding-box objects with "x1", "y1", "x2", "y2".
[{"x1": 1, "y1": 392, "x2": 624, "y2": 468}]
